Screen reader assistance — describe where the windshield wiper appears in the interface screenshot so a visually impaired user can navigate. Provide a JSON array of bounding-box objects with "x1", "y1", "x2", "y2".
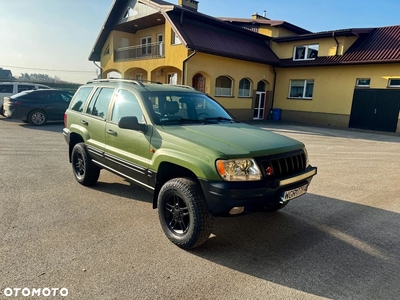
[
  {"x1": 203, "y1": 117, "x2": 234, "y2": 123},
  {"x1": 160, "y1": 118, "x2": 204, "y2": 125}
]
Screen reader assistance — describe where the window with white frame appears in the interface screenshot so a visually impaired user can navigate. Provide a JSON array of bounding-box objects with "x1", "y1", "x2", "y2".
[
  {"x1": 215, "y1": 76, "x2": 233, "y2": 96},
  {"x1": 238, "y1": 78, "x2": 251, "y2": 97},
  {"x1": 356, "y1": 78, "x2": 370, "y2": 87},
  {"x1": 289, "y1": 79, "x2": 314, "y2": 99},
  {"x1": 293, "y1": 45, "x2": 319, "y2": 60},
  {"x1": 157, "y1": 34, "x2": 164, "y2": 56},
  {"x1": 171, "y1": 30, "x2": 182, "y2": 45},
  {"x1": 135, "y1": 74, "x2": 143, "y2": 81},
  {"x1": 141, "y1": 36, "x2": 152, "y2": 55},
  {"x1": 388, "y1": 78, "x2": 400, "y2": 87}
]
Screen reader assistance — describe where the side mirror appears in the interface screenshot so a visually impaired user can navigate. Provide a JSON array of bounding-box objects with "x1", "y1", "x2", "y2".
[{"x1": 118, "y1": 116, "x2": 147, "y2": 133}]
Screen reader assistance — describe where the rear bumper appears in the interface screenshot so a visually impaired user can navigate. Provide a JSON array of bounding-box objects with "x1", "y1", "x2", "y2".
[{"x1": 199, "y1": 166, "x2": 317, "y2": 216}]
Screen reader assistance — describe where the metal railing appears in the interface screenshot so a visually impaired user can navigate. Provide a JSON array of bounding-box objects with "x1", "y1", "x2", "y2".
[{"x1": 114, "y1": 42, "x2": 165, "y2": 61}]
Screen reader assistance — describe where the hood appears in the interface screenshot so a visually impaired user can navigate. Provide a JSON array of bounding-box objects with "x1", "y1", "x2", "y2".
[{"x1": 160, "y1": 122, "x2": 304, "y2": 158}]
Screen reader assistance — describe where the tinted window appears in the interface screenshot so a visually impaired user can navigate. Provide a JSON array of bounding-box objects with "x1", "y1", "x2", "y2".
[
  {"x1": 70, "y1": 87, "x2": 93, "y2": 112},
  {"x1": 0, "y1": 84, "x2": 13, "y2": 93},
  {"x1": 86, "y1": 87, "x2": 113, "y2": 118},
  {"x1": 37, "y1": 85, "x2": 50, "y2": 90},
  {"x1": 60, "y1": 92, "x2": 73, "y2": 102},
  {"x1": 111, "y1": 89, "x2": 143, "y2": 123},
  {"x1": 18, "y1": 85, "x2": 35, "y2": 93}
]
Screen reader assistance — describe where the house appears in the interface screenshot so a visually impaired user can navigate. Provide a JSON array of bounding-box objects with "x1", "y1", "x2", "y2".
[
  {"x1": 0, "y1": 67, "x2": 13, "y2": 80},
  {"x1": 89, "y1": 0, "x2": 400, "y2": 133}
]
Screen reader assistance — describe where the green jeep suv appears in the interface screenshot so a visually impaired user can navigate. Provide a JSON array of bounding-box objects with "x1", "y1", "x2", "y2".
[{"x1": 63, "y1": 79, "x2": 317, "y2": 249}]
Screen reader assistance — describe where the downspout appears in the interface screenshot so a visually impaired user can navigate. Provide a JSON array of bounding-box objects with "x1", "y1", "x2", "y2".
[
  {"x1": 182, "y1": 50, "x2": 197, "y2": 85},
  {"x1": 271, "y1": 66, "x2": 277, "y2": 110},
  {"x1": 333, "y1": 32, "x2": 339, "y2": 55},
  {"x1": 93, "y1": 61, "x2": 102, "y2": 79}
]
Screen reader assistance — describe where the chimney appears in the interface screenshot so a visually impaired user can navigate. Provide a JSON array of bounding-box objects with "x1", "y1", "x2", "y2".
[
  {"x1": 178, "y1": 0, "x2": 199, "y2": 11},
  {"x1": 252, "y1": 11, "x2": 270, "y2": 20}
]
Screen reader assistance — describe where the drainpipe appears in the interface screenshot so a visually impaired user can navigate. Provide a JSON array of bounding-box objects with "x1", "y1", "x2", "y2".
[
  {"x1": 332, "y1": 32, "x2": 339, "y2": 55},
  {"x1": 271, "y1": 66, "x2": 277, "y2": 109},
  {"x1": 93, "y1": 61, "x2": 102, "y2": 79},
  {"x1": 182, "y1": 50, "x2": 197, "y2": 85}
]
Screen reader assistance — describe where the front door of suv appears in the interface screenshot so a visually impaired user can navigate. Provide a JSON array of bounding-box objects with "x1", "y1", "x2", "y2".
[
  {"x1": 83, "y1": 87, "x2": 115, "y2": 165},
  {"x1": 104, "y1": 89, "x2": 152, "y2": 188}
]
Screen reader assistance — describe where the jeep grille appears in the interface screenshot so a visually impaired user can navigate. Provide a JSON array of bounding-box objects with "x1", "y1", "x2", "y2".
[{"x1": 260, "y1": 150, "x2": 306, "y2": 180}]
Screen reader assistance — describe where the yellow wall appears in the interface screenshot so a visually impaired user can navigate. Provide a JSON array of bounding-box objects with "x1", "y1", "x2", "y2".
[
  {"x1": 101, "y1": 24, "x2": 190, "y2": 80},
  {"x1": 271, "y1": 38, "x2": 338, "y2": 59},
  {"x1": 259, "y1": 26, "x2": 297, "y2": 38},
  {"x1": 274, "y1": 64, "x2": 400, "y2": 115},
  {"x1": 186, "y1": 53, "x2": 274, "y2": 109}
]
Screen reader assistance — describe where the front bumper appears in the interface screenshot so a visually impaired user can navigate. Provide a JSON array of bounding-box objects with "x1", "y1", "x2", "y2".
[{"x1": 199, "y1": 166, "x2": 317, "y2": 216}]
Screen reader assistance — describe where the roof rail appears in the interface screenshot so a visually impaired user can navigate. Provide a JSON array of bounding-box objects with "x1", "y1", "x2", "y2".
[
  {"x1": 86, "y1": 78, "x2": 166, "y2": 87},
  {"x1": 173, "y1": 84, "x2": 196, "y2": 90}
]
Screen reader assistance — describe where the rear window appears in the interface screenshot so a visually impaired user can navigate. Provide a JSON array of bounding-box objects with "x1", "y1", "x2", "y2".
[
  {"x1": 69, "y1": 87, "x2": 93, "y2": 112},
  {"x1": 0, "y1": 84, "x2": 13, "y2": 93}
]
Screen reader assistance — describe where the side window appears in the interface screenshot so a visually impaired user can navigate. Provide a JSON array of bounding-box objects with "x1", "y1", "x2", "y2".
[
  {"x1": 0, "y1": 84, "x2": 13, "y2": 93},
  {"x1": 111, "y1": 89, "x2": 143, "y2": 123},
  {"x1": 18, "y1": 85, "x2": 35, "y2": 92},
  {"x1": 70, "y1": 87, "x2": 93, "y2": 112},
  {"x1": 86, "y1": 87, "x2": 114, "y2": 118},
  {"x1": 60, "y1": 92, "x2": 73, "y2": 102}
]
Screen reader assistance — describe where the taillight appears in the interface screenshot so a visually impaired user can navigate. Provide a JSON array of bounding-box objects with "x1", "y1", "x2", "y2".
[{"x1": 64, "y1": 113, "x2": 67, "y2": 127}]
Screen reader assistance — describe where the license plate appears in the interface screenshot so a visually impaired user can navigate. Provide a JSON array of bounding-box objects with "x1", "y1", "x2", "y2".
[{"x1": 281, "y1": 184, "x2": 308, "y2": 201}]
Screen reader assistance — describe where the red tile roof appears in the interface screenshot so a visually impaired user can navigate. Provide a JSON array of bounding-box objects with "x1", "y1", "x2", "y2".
[
  {"x1": 166, "y1": 9, "x2": 280, "y2": 65},
  {"x1": 218, "y1": 17, "x2": 311, "y2": 35},
  {"x1": 279, "y1": 26, "x2": 400, "y2": 67}
]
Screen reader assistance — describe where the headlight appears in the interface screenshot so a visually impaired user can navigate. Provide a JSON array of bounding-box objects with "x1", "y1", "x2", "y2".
[{"x1": 216, "y1": 158, "x2": 261, "y2": 181}]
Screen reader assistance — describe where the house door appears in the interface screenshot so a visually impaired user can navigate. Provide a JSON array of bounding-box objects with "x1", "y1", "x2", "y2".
[
  {"x1": 349, "y1": 89, "x2": 400, "y2": 132},
  {"x1": 253, "y1": 92, "x2": 265, "y2": 120},
  {"x1": 192, "y1": 74, "x2": 206, "y2": 93}
]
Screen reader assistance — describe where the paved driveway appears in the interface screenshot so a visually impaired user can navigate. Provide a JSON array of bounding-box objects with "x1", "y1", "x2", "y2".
[{"x1": 1, "y1": 117, "x2": 399, "y2": 299}]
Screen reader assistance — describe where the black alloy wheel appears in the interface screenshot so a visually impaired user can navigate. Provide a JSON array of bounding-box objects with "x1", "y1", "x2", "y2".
[
  {"x1": 71, "y1": 143, "x2": 100, "y2": 186},
  {"x1": 158, "y1": 178, "x2": 214, "y2": 249}
]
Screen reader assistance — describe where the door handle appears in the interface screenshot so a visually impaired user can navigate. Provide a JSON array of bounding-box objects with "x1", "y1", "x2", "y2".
[
  {"x1": 81, "y1": 120, "x2": 88, "y2": 125},
  {"x1": 106, "y1": 129, "x2": 117, "y2": 136}
]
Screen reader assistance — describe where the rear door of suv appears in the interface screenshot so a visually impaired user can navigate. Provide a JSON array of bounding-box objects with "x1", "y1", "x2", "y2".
[
  {"x1": 80, "y1": 86, "x2": 115, "y2": 165},
  {"x1": 104, "y1": 88, "x2": 152, "y2": 187}
]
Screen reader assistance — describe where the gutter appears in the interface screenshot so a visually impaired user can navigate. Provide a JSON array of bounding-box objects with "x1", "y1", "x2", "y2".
[
  {"x1": 332, "y1": 32, "x2": 339, "y2": 55},
  {"x1": 93, "y1": 61, "x2": 103, "y2": 79},
  {"x1": 182, "y1": 50, "x2": 197, "y2": 85},
  {"x1": 271, "y1": 66, "x2": 277, "y2": 110}
]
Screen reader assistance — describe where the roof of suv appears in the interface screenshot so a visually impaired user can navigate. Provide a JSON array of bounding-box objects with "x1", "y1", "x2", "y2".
[{"x1": 85, "y1": 79, "x2": 200, "y2": 93}]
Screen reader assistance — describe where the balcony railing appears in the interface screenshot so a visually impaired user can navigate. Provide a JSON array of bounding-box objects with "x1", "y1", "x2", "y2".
[{"x1": 114, "y1": 42, "x2": 165, "y2": 61}]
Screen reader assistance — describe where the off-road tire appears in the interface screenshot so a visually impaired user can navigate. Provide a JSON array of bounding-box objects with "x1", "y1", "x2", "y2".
[
  {"x1": 71, "y1": 143, "x2": 100, "y2": 186},
  {"x1": 158, "y1": 178, "x2": 214, "y2": 249}
]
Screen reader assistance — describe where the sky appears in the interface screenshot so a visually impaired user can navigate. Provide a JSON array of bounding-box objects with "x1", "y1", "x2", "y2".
[{"x1": 1, "y1": 0, "x2": 400, "y2": 84}]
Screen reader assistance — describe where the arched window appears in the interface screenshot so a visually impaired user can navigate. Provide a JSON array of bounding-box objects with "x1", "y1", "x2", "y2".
[
  {"x1": 239, "y1": 78, "x2": 251, "y2": 97},
  {"x1": 257, "y1": 81, "x2": 266, "y2": 92},
  {"x1": 215, "y1": 76, "x2": 233, "y2": 97}
]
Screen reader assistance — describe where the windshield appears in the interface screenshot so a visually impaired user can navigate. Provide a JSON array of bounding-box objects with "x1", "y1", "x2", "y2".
[{"x1": 142, "y1": 91, "x2": 235, "y2": 125}]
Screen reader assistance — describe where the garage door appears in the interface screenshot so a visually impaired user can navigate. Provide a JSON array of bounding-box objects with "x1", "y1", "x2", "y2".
[{"x1": 349, "y1": 89, "x2": 400, "y2": 132}]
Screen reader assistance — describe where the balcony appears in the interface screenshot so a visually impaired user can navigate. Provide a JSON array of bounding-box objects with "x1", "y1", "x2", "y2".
[{"x1": 114, "y1": 42, "x2": 165, "y2": 61}]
